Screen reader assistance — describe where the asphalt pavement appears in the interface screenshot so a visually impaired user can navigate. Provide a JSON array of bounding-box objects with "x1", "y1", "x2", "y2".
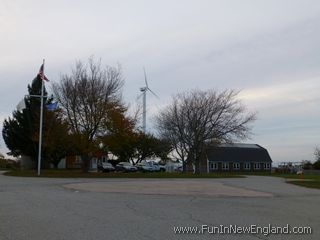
[{"x1": 0, "y1": 172, "x2": 319, "y2": 240}]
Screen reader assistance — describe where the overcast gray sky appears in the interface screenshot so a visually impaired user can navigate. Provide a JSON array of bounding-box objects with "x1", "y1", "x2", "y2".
[{"x1": 1, "y1": 0, "x2": 320, "y2": 164}]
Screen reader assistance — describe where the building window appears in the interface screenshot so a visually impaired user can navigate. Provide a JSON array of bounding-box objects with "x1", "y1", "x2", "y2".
[
  {"x1": 244, "y1": 162, "x2": 251, "y2": 170},
  {"x1": 264, "y1": 163, "x2": 271, "y2": 170},
  {"x1": 209, "y1": 162, "x2": 218, "y2": 171},
  {"x1": 233, "y1": 163, "x2": 240, "y2": 170},
  {"x1": 222, "y1": 162, "x2": 229, "y2": 170},
  {"x1": 254, "y1": 163, "x2": 260, "y2": 170}
]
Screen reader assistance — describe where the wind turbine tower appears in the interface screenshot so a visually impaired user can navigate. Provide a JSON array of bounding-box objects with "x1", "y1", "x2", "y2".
[{"x1": 140, "y1": 68, "x2": 158, "y2": 133}]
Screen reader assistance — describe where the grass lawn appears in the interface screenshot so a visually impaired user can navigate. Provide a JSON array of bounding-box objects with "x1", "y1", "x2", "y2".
[
  {"x1": 246, "y1": 172, "x2": 320, "y2": 190},
  {"x1": 286, "y1": 180, "x2": 320, "y2": 189},
  {"x1": 278, "y1": 174, "x2": 320, "y2": 190},
  {"x1": 4, "y1": 169, "x2": 244, "y2": 178}
]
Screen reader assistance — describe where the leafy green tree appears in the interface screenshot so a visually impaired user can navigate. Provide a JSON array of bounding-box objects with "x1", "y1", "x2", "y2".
[
  {"x1": 302, "y1": 160, "x2": 313, "y2": 170},
  {"x1": 314, "y1": 161, "x2": 320, "y2": 170},
  {"x1": 134, "y1": 133, "x2": 171, "y2": 163},
  {"x1": 2, "y1": 76, "x2": 74, "y2": 169},
  {"x1": 314, "y1": 147, "x2": 320, "y2": 170},
  {"x1": 2, "y1": 76, "x2": 49, "y2": 163}
]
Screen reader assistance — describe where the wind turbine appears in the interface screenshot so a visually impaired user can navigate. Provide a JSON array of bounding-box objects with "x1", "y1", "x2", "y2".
[{"x1": 140, "y1": 67, "x2": 159, "y2": 133}]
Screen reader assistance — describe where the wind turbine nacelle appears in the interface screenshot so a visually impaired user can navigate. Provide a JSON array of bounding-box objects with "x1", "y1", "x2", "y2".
[{"x1": 140, "y1": 87, "x2": 146, "y2": 92}]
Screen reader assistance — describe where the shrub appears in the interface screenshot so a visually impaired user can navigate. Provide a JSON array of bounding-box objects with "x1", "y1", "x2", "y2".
[{"x1": 313, "y1": 160, "x2": 320, "y2": 170}]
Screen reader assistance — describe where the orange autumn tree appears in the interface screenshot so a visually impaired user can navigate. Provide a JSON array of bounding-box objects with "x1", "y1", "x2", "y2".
[
  {"x1": 101, "y1": 102, "x2": 137, "y2": 162},
  {"x1": 102, "y1": 103, "x2": 171, "y2": 163}
]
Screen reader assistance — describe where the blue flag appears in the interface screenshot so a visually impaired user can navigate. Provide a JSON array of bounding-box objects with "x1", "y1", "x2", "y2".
[{"x1": 46, "y1": 102, "x2": 58, "y2": 111}]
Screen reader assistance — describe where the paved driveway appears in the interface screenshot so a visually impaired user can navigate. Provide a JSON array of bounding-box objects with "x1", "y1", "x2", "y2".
[{"x1": 0, "y1": 173, "x2": 319, "y2": 240}]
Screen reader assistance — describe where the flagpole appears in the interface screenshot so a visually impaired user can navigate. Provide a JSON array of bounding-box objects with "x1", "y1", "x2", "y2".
[{"x1": 37, "y1": 59, "x2": 45, "y2": 176}]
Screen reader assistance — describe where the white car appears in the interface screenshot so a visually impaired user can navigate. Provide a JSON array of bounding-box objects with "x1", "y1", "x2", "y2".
[
  {"x1": 137, "y1": 162, "x2": 154, "y2": 172},
  {"x1": 115, "y1": 162, "x2": 138, "y2": 172},
  {"x1": 157, "y1": 164, "x2": 166, "y2": 172},
  {"x1": 137, "y1": 162, "x2": 166, "y2": 172},
  {"x1": 97, "y1": 162, "x2": 115, "y2": 172}
]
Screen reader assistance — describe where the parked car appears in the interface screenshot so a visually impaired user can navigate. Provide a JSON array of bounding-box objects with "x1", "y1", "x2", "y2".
[
  {"x1": 137, "y1": 162, "x2": 166, "y2": 172},
  {"x1": 137, "y1": 162, "x2": 154, "y2": 172},
  {"x1": 115, "y1": 162, "x2": 138, "y2": 172},
  {"x1": 157, "y1": 164, "x2": 166, "y2": 172},
  {"x1": 176, "y1": 165, "x2": 183, "y2": 172},
  {"x1": 150, "y1": 162, "x2": 160, "y2": 172},
  {"x1": 97, "y1": 162, "x2": 115, "y2": 172},
  {"x1": 165, "y1": 161, "x2": 183, "y2": 172}
]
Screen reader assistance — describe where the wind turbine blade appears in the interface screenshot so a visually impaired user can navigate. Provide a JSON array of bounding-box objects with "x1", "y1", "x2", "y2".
[
  {"x1": 147, "y1": 87, "x2": 160, "y2": 99},
  {"x1": 143, "y1": 67, "x2": 148, "y2": 88}
]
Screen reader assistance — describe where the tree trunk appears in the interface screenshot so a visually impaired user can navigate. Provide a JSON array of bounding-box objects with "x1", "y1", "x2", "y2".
[
  {"x1": 81, "y1": 154, "x2": 90, "y2": 173},
  {"x1": 53, "y1": 162, "x2": 59, "y2": 169},
  {"x1": 182, "y1": 160, "x2": 187, "y2": 173},
  {"x1": 194, "y1": 159, "x2": 201, "y2": 174}
]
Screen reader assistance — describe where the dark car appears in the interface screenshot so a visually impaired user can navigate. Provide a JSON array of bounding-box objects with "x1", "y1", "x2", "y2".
[{"x1": 97, "y1": 162, "x2": 115, "y2": 172}]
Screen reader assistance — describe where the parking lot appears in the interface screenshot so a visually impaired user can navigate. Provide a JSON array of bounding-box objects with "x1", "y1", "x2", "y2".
[{"x1": 0, "y1": 172, "x2": 319, "y2": 240}]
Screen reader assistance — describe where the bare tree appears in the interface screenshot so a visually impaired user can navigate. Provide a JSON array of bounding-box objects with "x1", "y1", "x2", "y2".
[
  {"x1": 52, "y1": 58, "x2": 123, "y2": 171},
  {"x1": 156, "y1": 89, "x2": 256, "y2": 174}
]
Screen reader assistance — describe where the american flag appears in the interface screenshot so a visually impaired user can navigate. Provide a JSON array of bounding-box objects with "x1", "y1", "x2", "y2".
[{"x1": 38, "y1": 64, "x2": 49, "y2": 81}]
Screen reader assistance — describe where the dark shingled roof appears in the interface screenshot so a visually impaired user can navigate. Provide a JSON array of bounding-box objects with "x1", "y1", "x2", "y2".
[{"x1": 206, "y1": 144, "x2": 272, "y2": 163}]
